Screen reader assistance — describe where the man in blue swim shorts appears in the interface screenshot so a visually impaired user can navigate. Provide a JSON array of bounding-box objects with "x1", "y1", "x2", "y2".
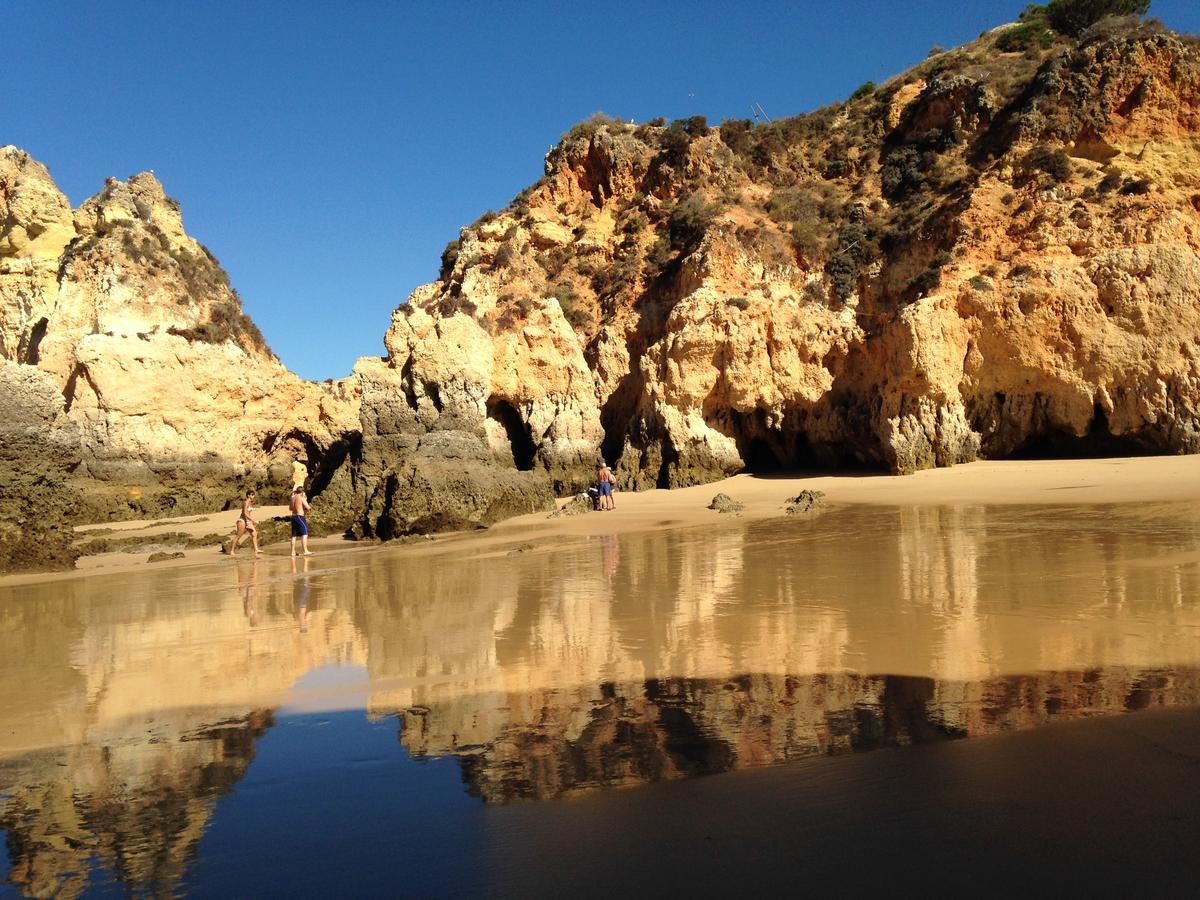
[
  {"x1": 596, "y1": 460, "x2": 616, "y2": 511},
  {"x1": 290, "y1": 486, "x2": 313, "y2": 556}
]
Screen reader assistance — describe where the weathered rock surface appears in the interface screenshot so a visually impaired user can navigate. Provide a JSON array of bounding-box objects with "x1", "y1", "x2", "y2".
[
  {"x1": 341, "y1": 19, "x2": 1200, "y2": 503},
  {"x1": 0, "y1": 147, "x2": 360, "y2": 523},
  {"x1": 0, "y1": 360, "x2": 80, "y2": 572},
  {"x1": 707, "y1": 493, "x2": 744, "y2": 514},
  {"x1": 785, "y1": 490, "x2": 827, "y2": 516},
  {"x1": 146, "y1": 550, "x2": 185, "y2": 563},
  {"x1": 549, "y1": 493, "x2": 593, "y2": 518},
  {"x1": 341, "y1": 355, "x2": 554, "y2": 538}
]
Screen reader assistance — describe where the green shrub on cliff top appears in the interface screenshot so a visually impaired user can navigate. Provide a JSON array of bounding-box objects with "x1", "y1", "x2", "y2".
[
  {"x1": 849, "y1": 81, "x2": 876, "y2": 101},
  {"x1": 1045, "y1": 0, "x2": 1150, "y2": 35},
  {"x1": 668, "y1": 195, "x2": 721, "y2": 250},
  {"x1": 1001, "y1": 0, "x2": 1151, "y2": 50}
]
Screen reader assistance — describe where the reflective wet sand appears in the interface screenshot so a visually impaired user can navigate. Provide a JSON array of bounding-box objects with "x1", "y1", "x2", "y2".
[{"x1": 2, "y1": 502, "x2": 1199, "y2": 895}]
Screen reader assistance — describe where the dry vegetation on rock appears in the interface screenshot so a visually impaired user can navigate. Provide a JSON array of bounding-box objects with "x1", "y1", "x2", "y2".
[{"x1": 339, "y1": 0, "x2": 1200, "y2": 544}]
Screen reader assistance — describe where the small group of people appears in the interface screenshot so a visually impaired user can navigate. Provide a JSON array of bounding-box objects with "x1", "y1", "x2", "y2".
[
  {"x1": 228, "y1": 483, "x2": 313, "y2": 557},
  {"x1": 592, "y1": 460, "x2": 617, "y2": 511}
]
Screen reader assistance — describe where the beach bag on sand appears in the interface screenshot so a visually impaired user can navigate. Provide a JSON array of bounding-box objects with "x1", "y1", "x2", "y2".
[{"x1": 586, "y1": 484, "x2": 601, "y2": 510}]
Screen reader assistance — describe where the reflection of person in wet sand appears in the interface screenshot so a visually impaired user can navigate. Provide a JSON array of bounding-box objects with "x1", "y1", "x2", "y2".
[
  {"x1": 291, "y1": 555, "x2": 310, "y2": 632},
  {"x1": 601, "y1": 533, "x2": 620, "y2": 579},
  {"x1": 229, "y1": 490, "x2": 263, "y2": 556},
  {"x1": 236, "y1": 560, "x2": 259, "y2": 626},
  {"x1": 290, "y1": 487, "x2": 312, "y2": 556}
]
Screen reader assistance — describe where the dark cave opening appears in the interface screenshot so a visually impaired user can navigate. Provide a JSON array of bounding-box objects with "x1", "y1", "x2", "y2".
[
  {"x1": 487, "y1": 397, "x2": 537, "y2": 471},
  {"x1": 742, "y1": 436, "x2": 786, "y2": 472},
  {"x1": 1006, "y1": 403, "x2": 1157, "y2": 460},
  {"x1": 24, "y1": 318, "x2": 48, "y2": 365},
  {"x1": 722, "y1": 409, "x2": 870, "y2": 475},
  {"x1": 309, "y1": 432, "x2": 362, "y2": 498}
]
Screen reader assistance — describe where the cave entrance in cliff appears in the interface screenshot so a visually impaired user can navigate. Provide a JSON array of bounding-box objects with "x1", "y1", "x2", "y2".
[
  {"x1": 487, "y1": 397, "x2": 537, "y2": 471},
  {"x1": 24, "y1": 318, "x2": 48, "y2": 365},
  {"x1": 724, "y1": 409, "x2": 824, "y2": 474},
  {"x1": 1006, "y1": 403, "x2": 1156, "y2": 460},
  {"x1": 743, "y1": 437, "x2": 786, "y2": 472}
]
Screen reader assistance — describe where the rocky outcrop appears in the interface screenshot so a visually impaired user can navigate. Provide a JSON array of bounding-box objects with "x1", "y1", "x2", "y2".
[
  {"x1": 7, "y1": 14, "x2": 1200, "y2": 553},
  {"x1": 784, "y1": 489, "x2": 826, "y2": 515},
  {"x1": 0, "y1": 147, "x2": 360, "y2": 523},
  {"x1": 0, "y1": 361, "x2": 80, "y2": 571},
  {"x1": 330, "y1": 17, "x2": 1200, "y2": 514}
]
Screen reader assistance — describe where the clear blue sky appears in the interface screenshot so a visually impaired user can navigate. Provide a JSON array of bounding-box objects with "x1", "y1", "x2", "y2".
[{"x1": 8, "y1": 1, "x2": 1199, "y2": 380}]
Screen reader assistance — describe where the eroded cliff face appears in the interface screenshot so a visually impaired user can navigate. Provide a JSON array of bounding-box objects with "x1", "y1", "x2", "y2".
[
  {"x1": 0, "y1": 360, "x2": 80, "y2": 571},
  {"x1": 5, "y1": 17, "x2": 1199, "y2": 548},
  {"x1": 0, "y1": 147, "x2": 360, "y2": 524},
  {"x1": 339, "y1": 18, "x2": 1200, "y2": 535}
]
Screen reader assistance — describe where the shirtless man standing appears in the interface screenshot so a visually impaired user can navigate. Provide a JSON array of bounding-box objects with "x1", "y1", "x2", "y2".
[
  {"x1": 596, "y1": 460, "x2": 616, "y2": 511},
  {"x1": 290, "y1": 487, "x2": 313, "y2": 556}
]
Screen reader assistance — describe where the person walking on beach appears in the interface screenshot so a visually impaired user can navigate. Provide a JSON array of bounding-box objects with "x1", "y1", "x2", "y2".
[
  {"x1": 290, "y1": 486, "x2": 312, "y2": 556},
  {"x1": 596, "y1": 460, "x2": 616, "y2": 511},
  {"x1": 229, "y1": 490, "x2": 262, "y2": 556}
]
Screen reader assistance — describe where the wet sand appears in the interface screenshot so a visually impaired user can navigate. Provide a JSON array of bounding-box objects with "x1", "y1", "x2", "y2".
[
  {"x1": 7, "y1": 454, "x2": 1200, "y2": 588},
  {"x1": 2, "y1": 459, "x2": 1200, "y2": 894},
  {"x1": 480, "y1": 706, "x2": 1200, "y2": 897}
]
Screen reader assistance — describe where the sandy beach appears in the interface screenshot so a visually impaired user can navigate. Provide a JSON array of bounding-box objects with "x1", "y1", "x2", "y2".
[{"x1": 9, "y1": 454, "x2": 1199, "y2": 588}]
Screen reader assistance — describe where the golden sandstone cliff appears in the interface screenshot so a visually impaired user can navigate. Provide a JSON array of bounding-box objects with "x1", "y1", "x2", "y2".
[
  {"x1": 0, "y1": 148, "x2": 359, "y2": 567},
  {"x1": 3, "y1": 12, "x2": 1200, "y2": 566},
  {"x1": 324, "y1": 15, "x2": 1200, "y2": 538}
]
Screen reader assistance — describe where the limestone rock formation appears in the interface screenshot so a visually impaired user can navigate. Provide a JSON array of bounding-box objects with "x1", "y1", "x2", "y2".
[
  {"x1": 338, "y1": 15, "x2": 1200, "y2": 518},
  {"x1": 0, "y1": 147, "x2": 360, "y2": 523},
  {"x1": 0, "y1": 360, "x2": 80, "y2": 571},
  {"x1": 707, "y1": 493, "x2": 744, "y2": 514},
  {"x1": 549, "y1": 493, "x2": 593, "y2": 517},
  {"x1": 8, "y1": 12, "x2": 1200, "y2": 553},
  {"x1": 784, "y1": 489, "x2": 826, "y2": 515}
]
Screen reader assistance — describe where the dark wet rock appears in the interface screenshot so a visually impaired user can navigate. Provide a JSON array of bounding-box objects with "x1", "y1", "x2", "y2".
[
  {"x1": 147, "y1": 551, "x2": 186, "y2": 563},
  {"x1": 0, "y1": 360, "x2": 81, "y2": 573},
  {"x1": 76, "y1": 531, "x2": 191, "y2": 556},
  {"x1": 550, "y1": 493, "x2": 594, "y2": 518},
  {"x1": 785, "y1": 490, "x2": 827, "y2": 516},
  {"x1": 335, "y1": 360, "x2": 555, "y2": 539},
  {"x1": 185, "y1": 531, "x2": 230, "y2": 549},
  {"x1": 708, "y1": 493, "x2": 744, "y2": 514}
]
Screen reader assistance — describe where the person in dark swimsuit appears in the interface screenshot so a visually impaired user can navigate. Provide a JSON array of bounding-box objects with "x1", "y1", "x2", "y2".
[{"x1": 290, "y1": 486, "x2": 312, "y2": 556}]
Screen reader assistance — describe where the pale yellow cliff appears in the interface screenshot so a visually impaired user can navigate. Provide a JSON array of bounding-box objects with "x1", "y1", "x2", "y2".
[{"x1": 0, "y1": 147, "x2": 360, "y2": 524}]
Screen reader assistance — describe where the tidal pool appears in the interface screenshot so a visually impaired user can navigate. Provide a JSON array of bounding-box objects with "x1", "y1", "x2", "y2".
[{"x1": 2, "y1": 502, "x2": 1199, "y2": 895}]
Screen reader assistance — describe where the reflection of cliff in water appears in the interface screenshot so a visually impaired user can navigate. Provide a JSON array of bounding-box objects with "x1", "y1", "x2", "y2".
[
  {"x1": 3, "y1": 502, "x2": 1200, "y2": 889},
  {"x1": 0, "y1": 711, "x2": 271, "y2": 899},
  {"x1": 0, "y1": 560, "x2": 361, "y2": 898},
  {"x1": 404, "y1": 668, "x2": 1200, "y2": 803}
]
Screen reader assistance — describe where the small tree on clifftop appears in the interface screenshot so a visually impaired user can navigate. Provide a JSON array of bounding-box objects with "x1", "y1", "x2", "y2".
[{"x1": 1043, "y1": 0, "x2": 1151, "y2": 35}]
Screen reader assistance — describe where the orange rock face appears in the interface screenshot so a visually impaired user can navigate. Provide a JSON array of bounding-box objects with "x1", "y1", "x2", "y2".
[
  {"x1": 343, "y1": 20, "x2": 1200, "y2": 531},
  {"x1": 8, "y1": 19, "x2": 1200, "y2": 545}
]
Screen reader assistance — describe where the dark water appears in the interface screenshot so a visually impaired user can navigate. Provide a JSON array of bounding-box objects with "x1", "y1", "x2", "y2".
[{"x1": 2, "y1": 503, "x2": 1199, "y2": 896}]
